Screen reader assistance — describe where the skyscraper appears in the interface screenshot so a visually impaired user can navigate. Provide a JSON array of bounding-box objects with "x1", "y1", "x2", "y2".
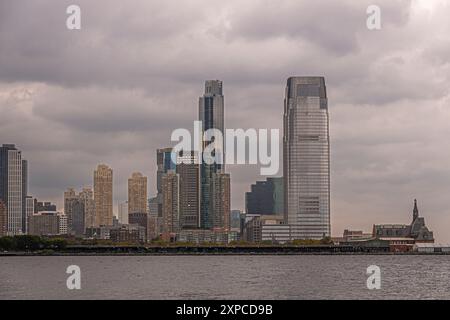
[
  {"x1": 64, "y1": 188, "x2": 78, "y2": 234},
  {"x1": 21, "y1": 159, "x2": 28, "y2": 234},
  {"x1": 198, "y1": 80, "x2": 225, "y2": 229},
  {"x1": 211, "y1": 172, "x2": 230, "y2": 231},
  {"x1": 94, "y1": 164, "x2": 113, "y2": 227},
  {"x1": 246, "y1": 177, "x2": 284, "y2": 215},
  {"x1": 79, "y1": 187, "x2": 95, "y2": 229},
  {"x1": 176, "y1": 151, "x2": 201, "y2": 229},
  {"x1": 161, "y1": 170, "x2": 179, "y2": 241},
  {"x1": 128, "y1": 172, "x2": 147, "y2": 214},
  {"x1": 283, "y1": 77, "x2": 330, "y2": 239},
  {"x1": 0, "y1": 144, "x2": 25, "y2": 235},
  {"x1": 156, "y1": 148, "x2": 176, "y2": 217}
]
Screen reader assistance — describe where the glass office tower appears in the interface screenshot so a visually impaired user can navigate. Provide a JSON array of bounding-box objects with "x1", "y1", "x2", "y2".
[
  {"x1": 283, "y1": 77, "x2": 330, "y2": 239},
  {"x1": 198, "y1": 80, "x2": 224, "y2": 229}
]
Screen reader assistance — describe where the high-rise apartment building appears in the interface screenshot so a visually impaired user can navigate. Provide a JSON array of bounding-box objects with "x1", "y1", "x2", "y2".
[
  {"x1": 211, "y1": 172, "x2": 230, "y2": 231},
  {"x1": 176, "y1": 151, "x2": 201, "y2": 229},
  {"x1": 161, "y1": 170, "x2": 179, "y2": 240},
  {"x1": 198, "y1": 80, "x2": 225, "y2": 229},
  {"x1": 128, "y1": 172, "x2": 147, "y2": 214},
  {"x1": 94, "y1": 164, "x2": 113, "y2": 227},
  {"x1": 283, "y1": 77, "x2": 330, "y2": 239},
  {"x1": 156, "y1": 148, "x2": 176, "y2": 218},
  {"x1": 79, "y1": 187, "x2": 95, "y2": 229}
]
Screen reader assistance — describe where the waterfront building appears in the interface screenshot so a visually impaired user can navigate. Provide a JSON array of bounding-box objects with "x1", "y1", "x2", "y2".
[
  {"x1": 246, "y1": 177, "x2": 284, "y2": 215},
  {"x1": 94, "y1": 164, "x2": 113, "y2": 227},
  {"x1": 243, "y1": 215, "x2": 285, "y2": 243},
  {"x1": 373, "y1": 199, "x2": 434, "y2": 244},
  {"x1": 128, "y1": 172, "x2": 147, "y2": 214},
  {"x1": 109, "y1": 224, "x2": 146, "y2": 243},
  {"x1": 283, "y1": 77, "x2": 331, "y2": 239}
]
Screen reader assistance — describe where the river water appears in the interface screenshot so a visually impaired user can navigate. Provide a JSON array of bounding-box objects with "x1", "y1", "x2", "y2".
[{"x1": 1, "y1": 255, "x2": 449, "y2": 299}]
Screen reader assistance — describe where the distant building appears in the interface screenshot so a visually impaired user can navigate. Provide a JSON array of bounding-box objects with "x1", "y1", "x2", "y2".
[
  {"x1": 128, "y1": 212, "x2": 148, "y2": 242},
  {"x1": 176, "y1": 151, "x2": 201, "y2": 229},
  {"x1": 230, "y1": 210, "x2": 242, "y2": 233},
  {"x1": 373, "y1": 199, "x2": 434, "y2": 244},
  {"x1": 118, "y1": 201, "x2": 129, "y2": 225},
  {"x1": 94, "y1": 164, "x2": 113, "y2": 227},
  {"x1": 128, "y1": 172, "x2": 147, "y2": 215},
  {"x1": 147, "y1": 196, "x2": 159, "y2": 240},
  {"x1": 25, "y1": 196, "x2": 34, "y2": 234},
  {"x1": 110, "y1": 224, "x2": 146, "y2": 243},
  {"x1": 79, "y1": 187, "x2": 95, "y2": 229},
  {"x1": 211, "y1": 172, "x2": 230, "y2": 231},
  {"x1": 64, "y1": 188, "x2": 86, "y2": 236},
  {"x1": 34, "y1": 200, "x2": 56, "y2": 213},
  {"x1": 343, "y1": 230, "x2": 372, "y2": 241},
  {"x1": 157, "y1": 148, "x2": 176, "y2": 219},
  {"x1": 244, "y1": 215, "x2": 285, "y2": 243},
  {"x1": 178, "y1": 229, "x2": 238, "y2": 244},
  {"x1": 0, "y1": 200, "x2": 7, "y2": 237},
  {"x1": 246, "y1": 177, "x2": 284, "y2": 215},
  {"x1": 199, "y1": 80, "x2": 225, "y2": 229},
  {"x1": 29, "y1": 211, "x2": 66, "y2": 236},
  {"x1": 161, "y1": 170, "x2": 180, "y2": 241},
  {"x1": 0, "y1": 144, "x2": 29, "y2": 235},
  {"x1": 283, "y1": 77, "x2": 331, "y2": 239},
  {"x1": 58, "y1": 213, "x2": 68, "y2": 235}
]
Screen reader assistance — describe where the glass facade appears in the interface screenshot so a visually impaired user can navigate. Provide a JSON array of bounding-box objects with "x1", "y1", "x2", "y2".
[
  {"x1": 198, "y1": 80, "x2": 225, "y2": 229},
  {"x1": 283, "y1": 77, "x2": 330, "y2": 239}
]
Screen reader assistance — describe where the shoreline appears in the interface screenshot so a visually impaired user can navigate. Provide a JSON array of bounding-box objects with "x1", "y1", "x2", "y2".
[{"x1": 1, "y1": 252, "x2": 448, "y2": 257}]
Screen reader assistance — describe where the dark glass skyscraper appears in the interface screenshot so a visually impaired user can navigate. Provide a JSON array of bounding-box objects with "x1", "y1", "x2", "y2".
[
  {"x1": 0, "y1": 144, "x2": 27, "y2": 235},
  {"x1": 198, "y1": 80, "x2": 225, "y2": 229},
  {"x1": 246, "y1": 177, "x2": 284, "y2": 215},
  {"x1": 283, "y1": 77, "x2": 330, "y2": 239}
]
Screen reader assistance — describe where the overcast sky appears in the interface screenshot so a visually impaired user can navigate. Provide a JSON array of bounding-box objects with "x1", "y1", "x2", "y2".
[{"x1": 1, "y1": 0, "x2": 450, "y2": 240}]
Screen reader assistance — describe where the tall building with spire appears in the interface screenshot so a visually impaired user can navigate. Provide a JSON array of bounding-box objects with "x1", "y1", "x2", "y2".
[
  {"x1": 94, "y1": 164, "x2": 113, "y2": 227},
  {"x1": 198, "y1": 80, "x2": 227, "y2": 229},
  {"x1": 283, "y1": 77, "x2": 331, "y2": 239}
]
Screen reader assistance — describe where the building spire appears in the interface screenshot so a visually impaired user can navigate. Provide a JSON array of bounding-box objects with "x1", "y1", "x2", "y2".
[{"x1": 413, "y1": 199, "x2": 419, "y2": 221}]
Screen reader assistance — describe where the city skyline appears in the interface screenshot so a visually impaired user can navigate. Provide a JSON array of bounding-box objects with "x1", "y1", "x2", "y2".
[{"x1": 1, "y1": 0, "x2": 450, "y2": 241}]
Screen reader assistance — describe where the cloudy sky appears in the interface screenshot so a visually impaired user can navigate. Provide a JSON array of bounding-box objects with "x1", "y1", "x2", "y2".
[{"x1": 1, "y1": 0, "x2": 450, "y2": 240}]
